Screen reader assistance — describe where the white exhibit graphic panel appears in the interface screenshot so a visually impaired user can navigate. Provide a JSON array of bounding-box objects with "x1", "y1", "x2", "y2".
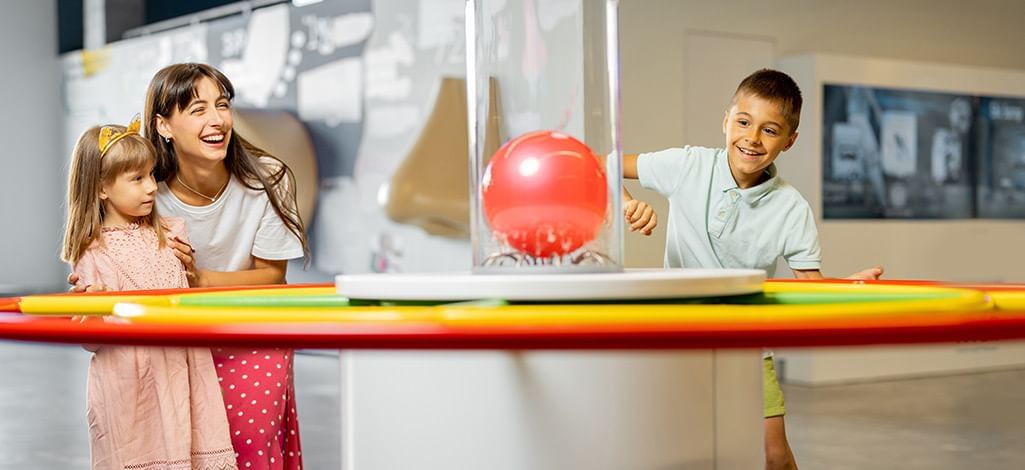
[
  {"x1": 219, "y1": 4, "x2": 290, "y2": 107},
  {"x1": 298, "y1": 58, "x2": 364, "y2": 125},
  {"x1": 879, "y1": 111, "x2": 917, "y2": 178}
]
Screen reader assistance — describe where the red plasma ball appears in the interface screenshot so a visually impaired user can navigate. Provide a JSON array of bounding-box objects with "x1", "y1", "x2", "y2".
[{"x1": 482, "y1": 130, "x2": 608, "y2": 258}]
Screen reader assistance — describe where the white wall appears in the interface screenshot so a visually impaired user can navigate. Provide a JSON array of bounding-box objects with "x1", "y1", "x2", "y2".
[
  {"x1": 618, "y1": 0, "x2": 1025, "y2": 277},
  {"x1": 0, "y1": 1, "x2": 64, "y2": 293}
]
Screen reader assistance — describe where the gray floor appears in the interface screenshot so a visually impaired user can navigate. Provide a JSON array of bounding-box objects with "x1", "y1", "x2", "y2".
[
  {"x1": 2, "y1": 342, "x2": 1024, "y2": 469},
  {"x1": 0, "y1": 342, "x2": 340, "y2": 469},
  {"x1": 785, "y1": 369, "x2": 1025, "y2": 469}
]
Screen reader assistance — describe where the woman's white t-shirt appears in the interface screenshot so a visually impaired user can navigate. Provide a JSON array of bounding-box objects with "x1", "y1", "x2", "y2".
[{"x1": 155, "y1": 173, "x2": 304, "y2": 272}]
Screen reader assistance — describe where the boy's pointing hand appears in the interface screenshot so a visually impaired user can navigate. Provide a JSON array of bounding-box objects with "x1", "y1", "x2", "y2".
[{"x1": 624, "y1": 199, "x2": 658, "y2": 236}]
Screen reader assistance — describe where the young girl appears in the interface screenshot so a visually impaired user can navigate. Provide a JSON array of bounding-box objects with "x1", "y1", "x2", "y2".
[
  {"x1": 145, "y1": 63, "x2": 309, "y2": 470},
  {"x1": 61, "y1": 117, "x2": 238, "y2": 470}
]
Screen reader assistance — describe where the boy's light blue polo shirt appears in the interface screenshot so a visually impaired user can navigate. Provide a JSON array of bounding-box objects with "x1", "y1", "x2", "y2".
[{"x1": 637, "y1": 146, "x2": 821, "y2": 276}]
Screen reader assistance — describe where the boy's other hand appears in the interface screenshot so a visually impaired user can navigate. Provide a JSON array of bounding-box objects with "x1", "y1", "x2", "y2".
[
  {"x1": 846, "y1": 266, "x2": 884, "y2": 280},
  {"x1": 624, "y1": 199, "x2": 657, "y2": 236}
]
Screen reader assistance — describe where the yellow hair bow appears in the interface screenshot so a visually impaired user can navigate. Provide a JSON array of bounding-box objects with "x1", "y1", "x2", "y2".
[{"x1": 98, "y1": 115, "x2": 142, "y2": 157}]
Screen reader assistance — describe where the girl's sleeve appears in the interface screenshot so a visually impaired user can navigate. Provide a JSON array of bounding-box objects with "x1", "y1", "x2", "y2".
[{"x1": 72, "y1": 249, "x2": 120, "y2": 291}]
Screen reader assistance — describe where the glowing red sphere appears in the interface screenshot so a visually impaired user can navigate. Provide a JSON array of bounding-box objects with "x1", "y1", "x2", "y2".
[{"x1": 481, "y1": 130, "x2": 608, "y2": 258}]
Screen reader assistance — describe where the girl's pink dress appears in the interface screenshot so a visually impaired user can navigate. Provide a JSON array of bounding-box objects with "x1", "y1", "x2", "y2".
[{"x1": 74, "y1": 218, "x2": 237, "y2": 470}]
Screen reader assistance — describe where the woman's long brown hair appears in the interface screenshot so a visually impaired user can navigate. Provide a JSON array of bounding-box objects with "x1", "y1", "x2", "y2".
[{"x1": 143, "y1": 63, "x2": 309, "y2": 262}]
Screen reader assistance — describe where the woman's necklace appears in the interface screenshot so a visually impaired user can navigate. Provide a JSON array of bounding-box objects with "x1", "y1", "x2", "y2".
[{"x1": 175, "y1": 173, "x2": 229, "y2": 203}]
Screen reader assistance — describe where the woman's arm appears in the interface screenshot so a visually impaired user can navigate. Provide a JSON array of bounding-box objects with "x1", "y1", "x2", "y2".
[
  {"x1": 195, "y1": 258, "x2": 288, "y2": 287},
  {"x1": 169, "y1": 238, "x2": 288, "y2": 287}
]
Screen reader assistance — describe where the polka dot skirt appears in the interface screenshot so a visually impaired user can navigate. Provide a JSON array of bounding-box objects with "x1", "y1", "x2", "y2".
[{"x1": 215, "y1": 348, "x2": 303, "y2": 470}]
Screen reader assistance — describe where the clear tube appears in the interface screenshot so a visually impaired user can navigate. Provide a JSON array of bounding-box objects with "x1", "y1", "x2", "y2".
[{"x1": 466, "y1": 0, "x2": 623, "y2": 274}]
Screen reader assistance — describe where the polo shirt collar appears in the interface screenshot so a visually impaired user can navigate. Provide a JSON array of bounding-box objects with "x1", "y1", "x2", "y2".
[{"x1": 715, "y1": 150, "x2": 778, "y2": 204}]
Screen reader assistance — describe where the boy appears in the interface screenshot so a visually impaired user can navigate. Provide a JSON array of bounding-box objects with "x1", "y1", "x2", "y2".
[{"x1": 622, "y1": 68, "x2": 882, "y2": 470}]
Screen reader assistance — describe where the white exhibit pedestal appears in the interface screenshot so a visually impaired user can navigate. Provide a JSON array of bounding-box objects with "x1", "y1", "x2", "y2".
[
  {"x1": 339, "y1": 350, "x2": 763, "y2": 470},
  {"x1": 333, "y1": 269, "x2": 766, "y2": 469}
]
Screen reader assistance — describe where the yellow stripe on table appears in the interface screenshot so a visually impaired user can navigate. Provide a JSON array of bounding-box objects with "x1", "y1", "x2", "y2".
[{"x1": 115, "y1": 285, "x2": 990, "y2": 326}]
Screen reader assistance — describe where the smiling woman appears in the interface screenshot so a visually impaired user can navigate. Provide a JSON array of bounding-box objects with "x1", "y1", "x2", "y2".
[
  {"x1": 145, "y1": 63, "x2": 309, "y2": 284},
  {"x1": 143, "y1": 62, "x2": 309, "y2": 470}
]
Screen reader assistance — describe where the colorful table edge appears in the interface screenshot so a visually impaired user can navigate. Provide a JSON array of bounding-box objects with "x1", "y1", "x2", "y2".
[{"x1": 3, "y1": 280, "x2": 1025, "y2": 349}]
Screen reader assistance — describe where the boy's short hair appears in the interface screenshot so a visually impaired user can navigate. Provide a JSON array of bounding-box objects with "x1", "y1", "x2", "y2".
[{"x1": 732, "y1": 69, "x2": 802, "y2": 132}]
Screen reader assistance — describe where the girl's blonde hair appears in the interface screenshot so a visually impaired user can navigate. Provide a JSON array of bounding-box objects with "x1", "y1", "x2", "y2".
[{"x1": 61, "y1": 125, "x2": 166, "y2": 264}]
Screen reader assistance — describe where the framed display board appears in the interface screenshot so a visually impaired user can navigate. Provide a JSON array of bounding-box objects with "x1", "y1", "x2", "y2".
[{"x1": 821, "y1": 83, "x2": 1025, "y2": 219}]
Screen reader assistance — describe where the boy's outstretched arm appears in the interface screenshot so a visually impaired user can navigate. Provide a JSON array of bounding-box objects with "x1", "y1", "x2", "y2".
[
  {"x1": 623, "y1": 153, "x2": 639, "y2": 179},
  {"x1": 791, "y1": 266, "x2": 884, "y2": 280},
  {"x1": 619, "y1": 153, "x2": 656, "y2": 235},
  {"x1": 846, "y1": 266, "x2": 884, "y2": 280},
  {"x1": 792, "y1": 269, "x2": 825, "y2": 280}
]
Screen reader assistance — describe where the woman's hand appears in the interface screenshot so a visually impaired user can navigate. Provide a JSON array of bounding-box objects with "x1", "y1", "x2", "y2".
[
  {"x1": 623, "y1": 199, "x2": 657, "y2": 236},
  {"x1": 169, "y1": 236, "x2": 208, "y2": 287}
]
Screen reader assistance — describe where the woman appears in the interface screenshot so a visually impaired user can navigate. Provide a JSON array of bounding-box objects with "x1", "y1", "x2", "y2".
[{"x1": 146, "y1": 62, "x2": 309, "y2": 470}]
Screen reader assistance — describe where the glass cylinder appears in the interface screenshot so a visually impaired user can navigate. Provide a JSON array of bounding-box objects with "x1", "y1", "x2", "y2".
[{"x1": 465, "y1": 0, "x2": 623, "y2": 274}]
